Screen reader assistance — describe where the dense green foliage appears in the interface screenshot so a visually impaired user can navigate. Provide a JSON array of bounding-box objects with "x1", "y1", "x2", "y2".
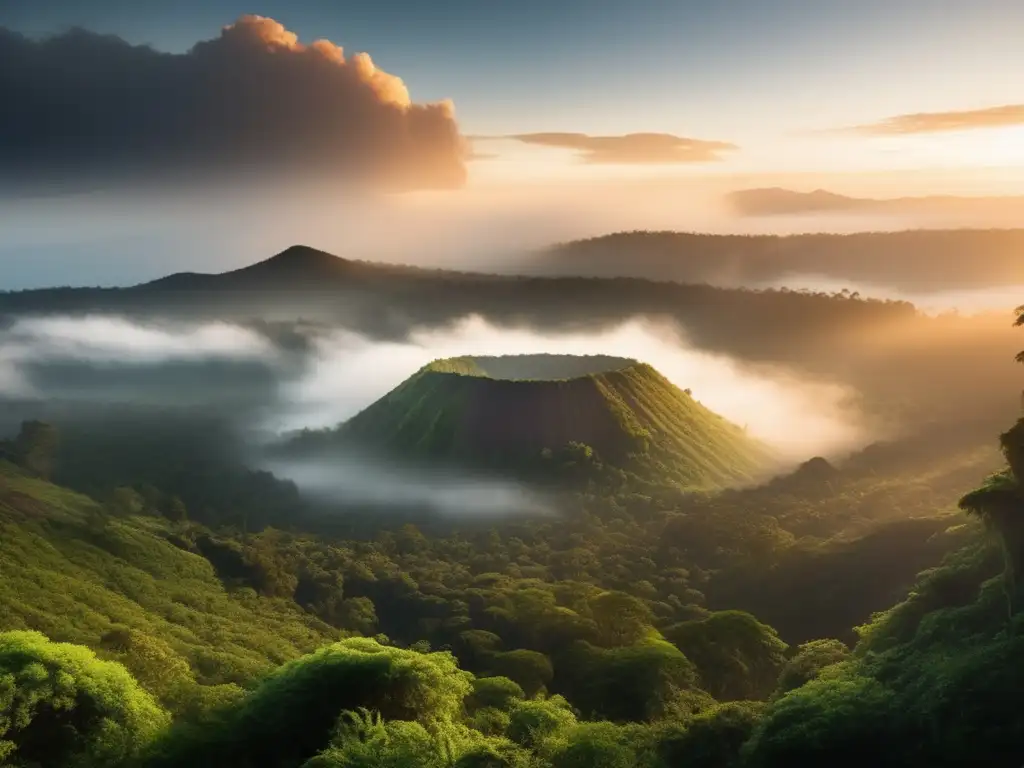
[
  {"x1": 0, "y1": 631, "x2": 168, "y2": 767},
  {"x1": 0, "y1": 460, "x2": 337, "y2": 696},
  {"x1": 743, "y1": 537, "x2": 1022, "y2": 767},
  {"x1": 2, "y1": 297, "x2": 1023, "y2": 764},
  {"x1": 0, "y1": 403, "x2": 1009, "y2": 767}
]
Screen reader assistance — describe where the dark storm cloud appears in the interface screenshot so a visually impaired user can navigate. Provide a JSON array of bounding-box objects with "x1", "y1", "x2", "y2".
[
  {"x1": 503, "y1": 132, "x2": 738, "y2": 164},
  {"x1": 0, "y1": 16, "x2": 467, "y2": 192}
]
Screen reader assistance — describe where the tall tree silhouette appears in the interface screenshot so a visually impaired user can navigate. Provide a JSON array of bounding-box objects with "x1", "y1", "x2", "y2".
[
  {"x1": 11, "y1": 420, "x2": 59, "y2": 480},
  {"x1": 959, "y1": 305, "x2": 1024, "y2": 606}
]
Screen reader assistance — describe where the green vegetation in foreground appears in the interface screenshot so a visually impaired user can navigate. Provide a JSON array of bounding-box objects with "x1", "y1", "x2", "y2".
[
  {"x1": 0, "y1": 460, "x2": 337, "y2": 700},
  {"x1": 0, "y1": 407, "x2": 1010, "y2": 766},
  {"x1": 2, "y1": 533, "x2": 1020, "y2": 768},
  {"x1": 287, "y1": 354, "x2": 774, "y2": 491},
  {"x1": 5, "y1": 315, "x2": 1024, "y2": 766}
]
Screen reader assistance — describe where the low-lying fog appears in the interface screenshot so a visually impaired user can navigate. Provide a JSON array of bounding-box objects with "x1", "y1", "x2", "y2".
[
  {"x1": 0, "y1": 312, "x2": 867, "y2": 512},
  {"x1": 267, "y1": 454, "x2": 554, "y2": 518}
]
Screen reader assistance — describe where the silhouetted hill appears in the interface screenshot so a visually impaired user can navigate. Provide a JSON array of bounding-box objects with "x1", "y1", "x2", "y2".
[
  {"x1": 237, "y1": 244, "x2": 350, "y2": 277},
  {"x1": 727, "y1": 188, "x2": 871, "y2": 215},
  {"x1": 0, "y1": 241, "x2": 920, "y2": 357},
  {"x1": 727, "y1": 187, "x2": 1024, "y2": 218},
  {"x1": 145, "y1": 245, "x2": 357, "y2": 290},
  {"x1": 141, "y1": 244, "x2": 453, "y2": 293},
  {"x1": 284, "y1": 354, "x2": 774, "y2": 490},
  {"x1": 758, "y1": 456, "x2": 841, "y2": 495}
]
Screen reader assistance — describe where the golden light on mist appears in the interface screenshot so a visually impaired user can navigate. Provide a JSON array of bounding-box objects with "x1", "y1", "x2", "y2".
[{"x1": 864, "y1": 125, "x2": 1024, "y2": 170}]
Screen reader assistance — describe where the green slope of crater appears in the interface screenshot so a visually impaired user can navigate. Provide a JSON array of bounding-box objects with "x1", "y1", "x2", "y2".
[{"x1": 302, "y1": 354, "x2": 773, "y2": 490}]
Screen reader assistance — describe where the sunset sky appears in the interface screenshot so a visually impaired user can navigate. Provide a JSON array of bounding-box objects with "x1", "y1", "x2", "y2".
[
  {"x1": 4, "y1": 0, "x2": 1024, "y2": 177},
  {"x1": 1, "y1": 0, "x2": 1023, "y2": 287}
]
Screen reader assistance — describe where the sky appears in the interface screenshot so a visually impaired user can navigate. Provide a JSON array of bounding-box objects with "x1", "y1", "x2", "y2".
[
  {"x1": 1, "y1": 0, "x2": 1023, "y2": 287},
  {"x1": 4, "y1": 0, "x2": 1022, "y2": 158}
]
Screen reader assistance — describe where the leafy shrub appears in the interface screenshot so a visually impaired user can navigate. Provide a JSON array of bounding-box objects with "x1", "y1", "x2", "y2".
[{"x1": 0, "y1": 630, "x2": 168, "y2": 767}]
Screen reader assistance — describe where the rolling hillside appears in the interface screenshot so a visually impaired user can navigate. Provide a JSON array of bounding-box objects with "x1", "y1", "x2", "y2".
[
  {"x1": 0, "y1": 460, "x2": 336, "y2": 692},
  {"x1": 286, "y1": 354, "x2": 774, "y2": 490}
]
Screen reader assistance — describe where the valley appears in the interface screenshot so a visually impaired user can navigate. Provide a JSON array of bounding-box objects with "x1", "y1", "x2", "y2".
[
  {"x1": 0, "y1": 248, "x2": 1018, "y2": 766},
  {"x1": 2, "y1": 8, "x2": 1023, "y2": 762}
]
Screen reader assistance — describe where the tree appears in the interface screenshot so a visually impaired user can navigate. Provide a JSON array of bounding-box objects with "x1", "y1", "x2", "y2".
[
  {"x1": 0, "y1": 630, "x2": 168, "y2": 767},
  {"x1": 959, "y1": 468, "x2": 1024, "y2": 604},
  {"x1": 656, "y1": 701, "x2": 766, "y2": 768},
  {"x1": 466, "y1": 677, "x2": 525, "y2": 713},
  {"x1": 454, "y1": 741, "x2": 533, "y2": 768},
  {"x1": 86, "y1": 503, "x2": 111, "y2": 535},
  {"x1": 774, "y1": 639, "x2": 851, "y2": 696},
  {"x1": 106, "y1": 486, "x2": 144, "y2": 517},
  {"x1": 588, "y1": 591, "x2": 653, "y2": 647},
  {"x1": 137, "y1": 484, "x2": 166, "y2": 516},
  {"x1": 506, "y1": 696, "x2": 577, "y2": 750},
  {"x1": 303, "y1": 714, "x2": 442, "y2": 768},
  {"x1": 99, "y1": 627, "x2": 196, "y2": 714},
  {"x1": 455, "y1": 630, "x2": 503, "y2": 665},
  {"x1": 562, "y1": 638, "x2": 699, "y2": 722},
  {"x1": 665, "y1": 611, "x2": 788, "y2": 702},
  {"x1": 11, "y1": 420, "x2": 59, "y2": 479},
  {"x1": 340, "y1": 597, "x2": 380, "y2": 635},
  {"x1": 165, "y1": 495, "x2": 189, "y2": 522},
  {"x1": 549, "y1": 723, "x2": 634, "y2": 768},
  {"x1": 958, "y1": 305, "x2": 1024, "y2": 603},
  {"x1": 148, "y1": 638, "x2": 473, "y2": 768},
  {"x1": 742, "y1": 674, "x2": 896, "y2": 767},
  {"x1": 484, "y1": 650, "x2": 553, "y2": 698}
]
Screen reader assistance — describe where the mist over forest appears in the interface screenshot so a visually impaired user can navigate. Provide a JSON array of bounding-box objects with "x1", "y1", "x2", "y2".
[{"x1": 2, "y1": 225, "x2": 1024, "y2": 768}]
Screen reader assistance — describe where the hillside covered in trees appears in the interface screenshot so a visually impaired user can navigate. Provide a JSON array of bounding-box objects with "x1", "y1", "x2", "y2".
[
  {"x1": 0, "y1": 345, "x2": 1017, "y2": 766},
  {"x1": 532, "y1": 228, "x2": 1024, "y2": 291},
  {"x1": 0, "y1": 254, "x2": 1023, "y2": 766},
  {"x1": 282, "y1": 355, "x2": 772, "y2": 491}
]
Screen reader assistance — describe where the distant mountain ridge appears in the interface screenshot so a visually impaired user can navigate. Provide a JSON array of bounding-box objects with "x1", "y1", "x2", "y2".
[
  {"x1": 726, "y1": 187, "x2": 1024, "y2": 218},
  {"x1": 283, "y1": 354, "x2": 774, "y2": 491},
  {"x1": 4, "y1": 228, "x2": 1024, "y2": 312},
  {"x1": 529, "y1": 227, "x2": 1024, "y2": 290},
  {"x1": 141, "y1": 244, "x2": 443, "y2": 291},
  {"x1": 0, "y1": 241, "x2": 925, "y2": 405}
]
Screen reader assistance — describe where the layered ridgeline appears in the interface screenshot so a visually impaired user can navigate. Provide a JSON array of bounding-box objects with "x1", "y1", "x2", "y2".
[{"x1": 284, "y1": 354, "x2": 773, "y2": 490}]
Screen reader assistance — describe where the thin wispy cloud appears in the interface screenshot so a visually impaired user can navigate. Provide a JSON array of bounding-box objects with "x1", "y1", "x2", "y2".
[
  {"x1": 847, "y1": 103, "x2": 1024, "y2": 135},
  {"x1": 479, "y1": 133, "x2": 738, "y2": 164}
]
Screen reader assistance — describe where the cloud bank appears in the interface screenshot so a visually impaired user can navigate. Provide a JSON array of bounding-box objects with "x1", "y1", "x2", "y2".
[
  {"x1": 0, "y1": 16, "x2": 467, "y2": 193},
  {"x1": 848, "y1": 103, "x2": 1024, "y2": 135},
  {"x1": 0, "y1": 315, "x2": 278, "y2": 399},
  {"x1": 502, "y1": 133, "x2": 738, "y2": 164}
]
